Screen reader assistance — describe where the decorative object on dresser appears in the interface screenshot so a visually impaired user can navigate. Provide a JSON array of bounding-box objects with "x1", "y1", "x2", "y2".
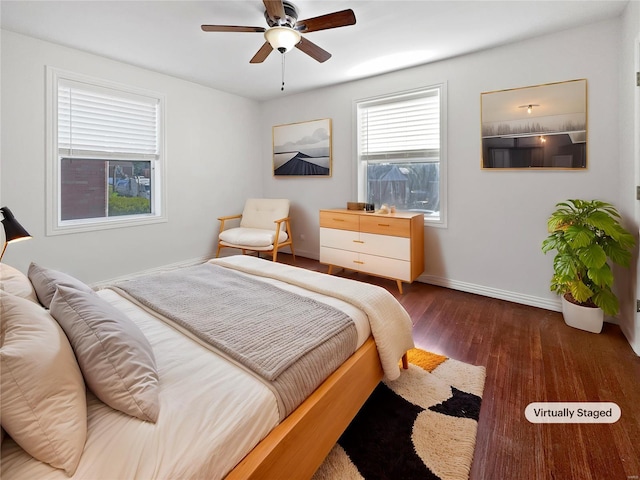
[
  {"x1": 320, "y1": 209, "x2": 424, "y2": 293},
  {"x1": 0, "y1": 206, "x2": 32, "y2": 261},
  {"x1": 216, "y1": 198, "x2": 295, "y2": 262},
  {"x1": 346, "y1": 202, "x2": 375, "y2": 211}
]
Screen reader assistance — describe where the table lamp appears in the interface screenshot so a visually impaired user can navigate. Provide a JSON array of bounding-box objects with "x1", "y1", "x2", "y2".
[{"x1": 0, "y1": 206, "x2": 32, "y2": 261}]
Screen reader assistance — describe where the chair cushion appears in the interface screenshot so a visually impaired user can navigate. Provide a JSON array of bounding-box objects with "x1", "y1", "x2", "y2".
[
  {"x1": 219, "y1": 227, "x2": 288, "y2": 248},
  {"x1": 240, "y1": 198, "x2": 290, "y2": 232}
]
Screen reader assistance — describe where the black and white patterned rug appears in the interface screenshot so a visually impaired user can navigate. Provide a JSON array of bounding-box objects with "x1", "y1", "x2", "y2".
[{"x1": 314, "y1": 349, "x2": 486, "y2": 480}]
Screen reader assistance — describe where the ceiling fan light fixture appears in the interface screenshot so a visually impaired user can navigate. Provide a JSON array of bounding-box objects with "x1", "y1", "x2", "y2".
[{"x1": 264, "y1": 26, "x2": 301, "y2": 53}]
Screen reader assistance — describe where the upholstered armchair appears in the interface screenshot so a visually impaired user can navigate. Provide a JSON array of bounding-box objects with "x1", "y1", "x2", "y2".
[{"x1": 216, "y1": 198, "x2": 295, "y2": 262}]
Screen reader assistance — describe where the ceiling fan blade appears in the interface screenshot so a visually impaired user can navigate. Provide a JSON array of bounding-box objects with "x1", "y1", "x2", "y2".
[
  {"x1": 250, "y1": 42, "x2": 274, "y2": 63},
  {"x1": 295, "y1": 37, "x2": 331, "y2": 63},
  {"x1": 201, "y1": 25, "x2": 266, "y2": 33},
  {"x1": 263, "y1": 0, "x2": 286, "y2": 22},
  {"x1": 295, "y1": 9, "x2": 356, "y2": 33}
]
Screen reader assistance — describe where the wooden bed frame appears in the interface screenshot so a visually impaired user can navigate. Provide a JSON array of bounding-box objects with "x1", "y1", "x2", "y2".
[{"x1": 226, "y1": 337, "x2": 385, "y2": 479}]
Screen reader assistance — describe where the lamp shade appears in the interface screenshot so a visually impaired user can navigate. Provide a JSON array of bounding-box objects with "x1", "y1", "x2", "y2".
[
  {"x1": 1, "y1": 207, "x2": 31, "y2": 243},
  {"x1": 264, "y1": 26, "x2": 301, "y2": 53}
]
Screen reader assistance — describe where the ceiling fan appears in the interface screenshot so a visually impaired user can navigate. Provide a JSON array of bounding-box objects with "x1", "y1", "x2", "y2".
[{"x1": 201, "y1": 0, "x2": 356, "y2": 64}]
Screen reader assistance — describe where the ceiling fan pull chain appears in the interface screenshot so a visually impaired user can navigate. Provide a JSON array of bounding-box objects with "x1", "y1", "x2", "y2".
[{"x1": 281, "y1": 53, "x2": 285, "y2": 91}]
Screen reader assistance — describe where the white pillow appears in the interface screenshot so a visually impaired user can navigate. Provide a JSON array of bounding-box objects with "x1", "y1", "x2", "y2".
[
  {"x1": 27, "y1": 262, "x2": 95, "y2": 309},
  {"x1": 0, "y1": 291, "x2": 87, "y2": 475},
  {"x1": 0, "y1": 263, "x2": 38, "y2": 303},
  {"x1": 49, "y1": 286, "x2": 160, "y2": 423}
]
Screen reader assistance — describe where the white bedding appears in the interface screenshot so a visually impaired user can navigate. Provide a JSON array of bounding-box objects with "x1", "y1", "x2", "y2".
[{"x1": 0, "y1": 261, "x2": 373, "y2": 480}]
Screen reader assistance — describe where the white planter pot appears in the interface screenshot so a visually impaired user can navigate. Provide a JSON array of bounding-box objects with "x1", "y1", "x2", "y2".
[{"x1": 561, "y1": 295, "x2": 604, "y2": 333}]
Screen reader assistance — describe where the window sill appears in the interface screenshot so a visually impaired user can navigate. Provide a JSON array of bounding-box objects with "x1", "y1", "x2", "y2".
[{"x1": 46, "y1": 214, "x2": 167, "y2": 236}]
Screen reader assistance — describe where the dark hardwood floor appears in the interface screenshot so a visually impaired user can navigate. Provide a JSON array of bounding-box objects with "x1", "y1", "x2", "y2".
[{"x1": 279, "y1": 254, "x2": 640, "y2": 480}]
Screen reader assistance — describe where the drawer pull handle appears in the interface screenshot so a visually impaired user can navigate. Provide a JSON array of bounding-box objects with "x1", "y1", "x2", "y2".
[
  {"x1": 353, "y1": 260, "x2": 364, "y2": 265},
  {"x1": 378, "y1": 223, "x2": 390, "y2": 227},
  {"x1": 352, "y1": 240, "x2": 364, "y2": 244},
  {"x1": 333, "y1": 218, "x2": 345, "y2": 222}
]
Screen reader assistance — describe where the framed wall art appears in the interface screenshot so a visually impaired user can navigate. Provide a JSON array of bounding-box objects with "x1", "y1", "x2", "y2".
[
  {"x1": 481, "y1": 79, "x2": 587, "y2": 169},
  {"x1": 272, "y1": 118, "x2": 332, "y2": 177}
]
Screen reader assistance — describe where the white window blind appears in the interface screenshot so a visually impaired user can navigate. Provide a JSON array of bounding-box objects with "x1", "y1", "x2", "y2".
[
  {"x1": 358, "y1": 88, "x2": 440, "y2": 162},
  {"x1": 58, "y1": 80, "x2": 159, "y2": 160},
  {"x1": 46, "y1": 67, "x2": 166, "y2": 235}
]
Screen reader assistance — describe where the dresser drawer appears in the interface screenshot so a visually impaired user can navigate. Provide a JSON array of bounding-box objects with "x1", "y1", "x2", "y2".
[
  {"x1": 320, "y1": 246, "x2": 359, "y2": 268},
  {"x1": 320, "y1": 211, "x2": 359, "y2": 231},
  {"x1": 320, "y1": 227, "x2": 359, "y2": 249},
  {"x1": 358, "y1": 253, "x2": 412, "y2": 282},
  {"x1": 359, "y1": 232, "x2": 410, "y2": 260},
  {"x1": 359, "y1": 216, "x2": 410, "y2": 237},
  {"x1": 321, "y1": 228, "x2": 410, "y2": 260},
  {"x1": 320, "y1": 247, "x2": 411, "y2": 281}
]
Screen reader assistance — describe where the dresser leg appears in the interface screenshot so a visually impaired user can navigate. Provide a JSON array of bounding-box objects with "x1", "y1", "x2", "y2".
[
  {"x1": 327, "y1": 265, "x2": 334, "y2": 275},
  {"x1": 396, "y1": 280, "x2": 403, "y2": 294}
]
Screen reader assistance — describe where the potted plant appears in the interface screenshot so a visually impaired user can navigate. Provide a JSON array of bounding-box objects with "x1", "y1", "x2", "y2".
[{"x1": 541, "y1": 199, "x2": 636, "y2": 333}]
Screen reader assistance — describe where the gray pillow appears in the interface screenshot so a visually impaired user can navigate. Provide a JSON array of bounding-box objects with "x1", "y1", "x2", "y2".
[
  {"x1": 28, "y1": 263, "x2": 95, "y2": 308},
  {"x1": 49, "y1": 286, "x2": 160, "y2": 423}
]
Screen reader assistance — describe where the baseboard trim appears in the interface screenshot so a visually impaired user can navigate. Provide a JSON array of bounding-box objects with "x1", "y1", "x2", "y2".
[{"x1": 418, "y1": 273, "x2": 562, "y2": 312}]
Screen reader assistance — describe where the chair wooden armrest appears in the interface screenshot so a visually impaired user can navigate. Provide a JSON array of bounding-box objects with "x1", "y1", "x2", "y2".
[
  {"x1": 272, "y1": 217, "x2": 289, "y2": 248},
  {"x1": 218, "y1": 214, "x2": 242, "y2": 232},
  {"x1": 217, "y1": 214, "x2": 242, "y2": 221}
]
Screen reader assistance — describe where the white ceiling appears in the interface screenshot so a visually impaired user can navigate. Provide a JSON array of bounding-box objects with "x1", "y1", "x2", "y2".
[{"x1": 0, "y1": 1, "x2": 629, "y2": 101}]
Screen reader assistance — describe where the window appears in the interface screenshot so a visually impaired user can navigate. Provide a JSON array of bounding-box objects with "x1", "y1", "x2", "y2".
[
  {"x1": 356, "y1": 84, "x2": 446, "y2": 225},
  {"x1": 46, "y1": 68, "x2": 165, "y2": 234}
]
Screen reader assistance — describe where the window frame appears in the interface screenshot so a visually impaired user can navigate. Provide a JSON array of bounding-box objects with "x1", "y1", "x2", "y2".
[
  {"x1": 46, "y1": 67, "x2": 167, "y2": 235},
  {"x1": 354, "y1": 83, "x2": 447, "y2": 228}
]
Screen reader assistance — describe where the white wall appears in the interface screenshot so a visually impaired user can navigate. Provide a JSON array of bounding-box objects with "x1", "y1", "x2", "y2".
[
  {"x1": 260, "y1": 18, "x2": 627, "y2": 314},
  {"x1": 0, "y1": 30, "x2": 262, "y2": 283},
  {"x1": 618, "y1": 0, "x2": 640, "y2": 355}
]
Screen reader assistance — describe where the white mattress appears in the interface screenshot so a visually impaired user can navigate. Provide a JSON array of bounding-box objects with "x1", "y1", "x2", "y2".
[{"x1": 1, "y1": 266, "x2": 372, "y2": 480}]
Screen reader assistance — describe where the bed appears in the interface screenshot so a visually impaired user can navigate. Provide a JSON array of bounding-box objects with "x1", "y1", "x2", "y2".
[{"x1": 0, "y1": 255, "x2": 414, "y2": 479}]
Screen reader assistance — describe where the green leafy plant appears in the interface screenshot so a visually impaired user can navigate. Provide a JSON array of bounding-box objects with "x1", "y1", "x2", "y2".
[
  {"x1": 108, "y1": 191, "x2": 151, "y2": 216},
  {"x1": 541, "y1": 199, "x2": 635, "y2": 316}
]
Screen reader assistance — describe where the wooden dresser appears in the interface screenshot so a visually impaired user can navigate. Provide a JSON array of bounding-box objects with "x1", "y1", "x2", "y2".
[{"x1": 319, "y1": 209, "x2": 424, "y2": 293}]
